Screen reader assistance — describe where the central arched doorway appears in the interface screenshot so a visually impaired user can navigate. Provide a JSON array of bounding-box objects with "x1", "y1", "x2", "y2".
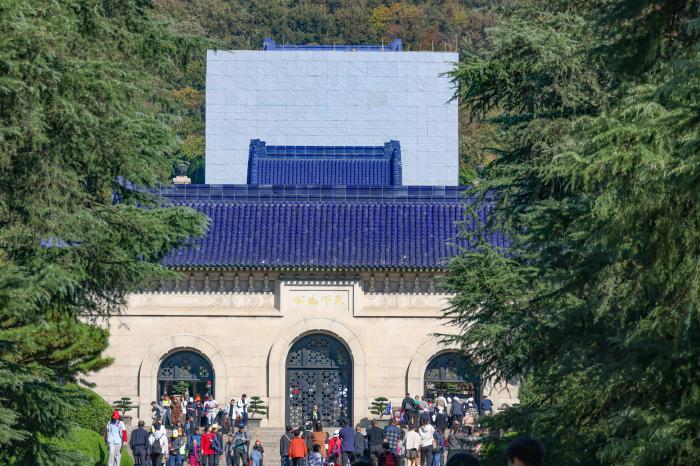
[
  {"x1": 157, "y1": 350, "x2": 215, "y2": 398},
  {"x1": 286, "y1": 333, "x2": 352, "y2": 427}
]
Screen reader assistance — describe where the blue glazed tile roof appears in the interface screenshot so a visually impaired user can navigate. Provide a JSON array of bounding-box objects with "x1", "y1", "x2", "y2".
[
  {"x1": 263, "y1": 38, "x2": 403, "y2": 52},
  {"x1": 247, "y1": 140, "x2": 402, "y2": 187},
  {"x1": 157, "y1": 185, "x2": 504, "y2": 269}
]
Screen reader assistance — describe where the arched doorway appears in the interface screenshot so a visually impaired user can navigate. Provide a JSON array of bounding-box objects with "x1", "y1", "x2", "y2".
[
  {"x1": 424, "y1": 352, "x2": 480, "y2": 403},
  {"x1": 286, "y1": 334, "x2": 352, "y2": 427},
  {"x1": 157, "y1": 350, "x2": 215, "y2": 398}
]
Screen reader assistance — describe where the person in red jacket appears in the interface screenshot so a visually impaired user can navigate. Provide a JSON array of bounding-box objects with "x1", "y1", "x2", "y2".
[
  {"x1": 201, "y1": 426, "x2": 216, "y2": 466},
  {"x1": 289, "y1": 429, "x2": 308, "y2": 466}
]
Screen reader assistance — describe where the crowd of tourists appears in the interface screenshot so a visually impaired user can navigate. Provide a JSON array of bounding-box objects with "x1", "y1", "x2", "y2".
[{"x1": 104, "y1": 391, "x2": 542, "y2": 466}]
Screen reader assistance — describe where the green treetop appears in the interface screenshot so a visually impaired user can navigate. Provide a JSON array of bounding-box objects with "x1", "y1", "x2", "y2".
[
  {"x1": 444, "y1": 1, "x2": 699, "y2": 465},
  {"x1": 0, "y1": 0, "x2": 207, "y2": 464}
]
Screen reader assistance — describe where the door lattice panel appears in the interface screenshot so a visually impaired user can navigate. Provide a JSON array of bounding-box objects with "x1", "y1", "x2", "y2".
[{"x1": 286, "y1": 334, "x2": 352, "y2": 427}]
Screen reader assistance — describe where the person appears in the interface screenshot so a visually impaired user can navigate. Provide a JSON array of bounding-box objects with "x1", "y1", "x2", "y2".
[
  {"x1": 446, "y1": 425, "x2": 470, "y2": 461},
  {"x1": 187, "y1": 397, "x2": 197, "y2": 426},
  {"x1": 162, "y1": 395, "x2": 172, "y2": 427},
  {"x1": 366, "y1": 420, "x2": 384, "y2": 464},
  {"x1": 416, "y1": 396, "x2": 428, "y2": 418},
  {"x1": 308, "y1": 444, "x2": 324, "y2": 466},
  {"x1": 464, "y1": 399, "x2": 479, "y2": 427},
  {"x1": 479, "y1": 396, "x2": 493, "y2": 416},
  {"x1": 105, "y1": 411, "x2": 126, "y2": 466},
  {"x1": 403, "y1": 424, "x2": 421, "y2": 466},
  {"x1": 168, "y1": 430, "x2": 186, "y2": 466},
  {"x1": 312, "y1": 421, "x2": 328, "y2": 458},
  {"x1": 433, "y1": 407, "x2": 448, "y2": 433},
  {"x1": 418, "y1": 420, "x2": 435, "y2": 466},
  {"x1": 254, "y1": 439, "x2": 265, "y2": 466},
  {"x1": 212, "y1": 424, "x2": 224, "y2": 465},
  {"x1": 172, "y1": 395, "x2": 183, "y2": 426},
  {"x1": 449, "y1": 398, "x2": 463, "y2": 425},
  {"x1": 354, "y1": 425, "x2": 367, "y2": 461},
  {"x1": 435, "y1": 396, "x2": 447, "y2": 413},
  {"x1": 339, "y1": 420, "x2": 356, "y2": 466},
  {"x1": 280, "y1": 426, "x2": 293, "y2": 466},
  {"x1": 189, "y1": 426, "x2": 202, "y2": 451},
  {"x1": 188, "y1": 438, "x2": 201, "y2": 466},
  {"x1": 378, "y1": 442, "x2": 398, "y2": 466},
  {"x1": 232, "y1": 424, "x2": 250, "y2": 466},
  {"x1": 327, "y1": 430, "x2": 342, "y2": 464},
  {"x1": 236, "y1": 394, "x2": 249, "y2": 427},
  {"x1": 402, "y1": 393, "x2": 418, "y2": 427},
  {"x1": 251, "y1": 440, "x2": 264, "y2": 466},
  {"x1": 431, "y1": 430, "x2": 445, "y2": 466},
  {"x1": 289, "y1": 429, "x2": 308, "y2": 466},
  {"x1": 185, "y1": 416, "x2": 196, "y2": 438},
  {"x1": 205, "y1": 396, "x2": 219, "y2": 426},
  {"x1": 302, "y1": 422, "x2": 315, "y2": 455},
  {"x1": 194, "y1": 395, "x2": 202, "y2": 426},
  {"x1": 227, "y1": 398, "x2": 240, "y2": 433},
  {"x1": 130, "y1": 419, "x2": 150, "y2": 466},
  {"x1": 224, "y1": 435, "x2": 235, "y2": 466},
  {"x1": 505, "y1": 436, "x2": 544, "y2": 466},
  {"x1": 382, "y1": 418, "x2": 401, "y2": 457},
  {"x1": 201, "y1": 426, "x2": 216, "y2": 466},
  {"x1": 149, "y1": 421, "x2": 168, "y2": 466},
  {"x1": 310, "y1": 404, "x2": 320, "y2": 423},
  {"x1": 151, "y1": 401, "x2": 162, "y2": 422},
  {"x1": 444, "y1": 452, "x2": 479, "y2": 466}
]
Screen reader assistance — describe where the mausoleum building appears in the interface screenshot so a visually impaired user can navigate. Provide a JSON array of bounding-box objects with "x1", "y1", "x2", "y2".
[{"x1": 91, "y1": 40, "x2": 519, "y2": 427}]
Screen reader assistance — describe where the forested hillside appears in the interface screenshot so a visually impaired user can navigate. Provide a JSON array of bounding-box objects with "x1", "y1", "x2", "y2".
[{"x1": 154, "y1": 0, "x2": 505, "y2": 182}]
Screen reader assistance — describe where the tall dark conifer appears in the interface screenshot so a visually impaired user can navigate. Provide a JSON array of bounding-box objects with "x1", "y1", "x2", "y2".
[
  {"x1": 0, "y1": 1, "x2": 206, "y2": 463},
  {"x1": 445, "y1": 1, "x2": 700, "y2": 465}
]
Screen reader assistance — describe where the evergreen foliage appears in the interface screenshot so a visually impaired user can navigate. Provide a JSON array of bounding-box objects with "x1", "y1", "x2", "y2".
[
  {"x1": 249, "y1": 396, "x2": 268, "y2": 417},
  {"x1": 0, "y1": 0, "x2": 206, "y2": 464},
  {"x1": 370, "y1": 397, "x2": 390, "y2": 418},
  {"x1": 445, "y1": 1, "x2": 700, "y2": 465}
]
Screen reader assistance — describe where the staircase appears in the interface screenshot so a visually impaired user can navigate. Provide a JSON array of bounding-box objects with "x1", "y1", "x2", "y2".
[{"x1": 217, "y1": 427, "x2": 283, "y2": 466}]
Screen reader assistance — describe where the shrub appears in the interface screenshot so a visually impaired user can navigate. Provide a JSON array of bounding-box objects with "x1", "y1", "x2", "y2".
[
  {"x1": 249, "y1": 396, "x2": 268, "y2": 416},
  {"x1": 67, "y1": 385, "x2": 113, "y2": 434},
  {"x1": 370, "y1": 397, "x2": 390, "y2": 418}
]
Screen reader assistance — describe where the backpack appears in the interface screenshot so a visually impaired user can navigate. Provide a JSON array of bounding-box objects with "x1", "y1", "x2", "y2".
[
  {"x1": 150, "y1": 433, "x2": 163, "y2": 455},
  {"x1": 380, "y1": 452, "x2": 397, "y2": 466}
]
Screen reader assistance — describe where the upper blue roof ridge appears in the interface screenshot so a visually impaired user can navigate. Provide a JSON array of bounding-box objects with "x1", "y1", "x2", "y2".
[
  {"x1": 263, "y1": 38, "x2": 403, "y2": 52},
  {"x1": 247, "y1": 140, "x2": 403, "y2": 187}
]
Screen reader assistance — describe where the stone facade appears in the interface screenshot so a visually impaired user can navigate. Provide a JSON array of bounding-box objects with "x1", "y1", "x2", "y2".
[{"x1": 91, "y1": 269, "x2": 519, "y2": 426}]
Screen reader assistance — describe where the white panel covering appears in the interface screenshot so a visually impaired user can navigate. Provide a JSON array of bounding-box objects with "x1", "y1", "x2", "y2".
[{"x1": 206, "y1": 50, "x2": 459, "y2": 185}]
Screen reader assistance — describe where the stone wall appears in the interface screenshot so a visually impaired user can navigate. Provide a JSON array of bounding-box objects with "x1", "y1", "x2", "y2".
[
  {"x1": 205, "y1": 50, "x2": 459, "y2": 186},
  {"x1": 90, "y1": 269, "x2": 518, "y2": 426}
]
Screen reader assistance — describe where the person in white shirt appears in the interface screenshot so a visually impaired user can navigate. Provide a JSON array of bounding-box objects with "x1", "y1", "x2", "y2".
[
  {"x1": 105, "y1": 411, "x2": 126, "y2": 466},
  {"x1": 403, "y1": 424, "x2": 421, "y2": 466},
  {"x1": 205, "y1": 397, "x2": 219, "y2": 426},
  {"x1": 236, "y1": 394, "x2": 249, "y2": 426},
  {"x1": 418, "y1": 420, "x2": 435, "y2": 466},
  {"x1": 148, "y1": 421, "x2": 168, "y2": 466}
]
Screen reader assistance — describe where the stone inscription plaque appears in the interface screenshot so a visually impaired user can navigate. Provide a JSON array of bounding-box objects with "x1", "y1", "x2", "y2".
[{"x1": 287, "y1": 289, "x2": 350, "y2": 313}]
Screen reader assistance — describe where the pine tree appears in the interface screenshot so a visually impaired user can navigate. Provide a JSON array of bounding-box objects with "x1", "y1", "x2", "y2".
[
  {"x1": 445, "y1": 2, "x2": 700, "y2": 465},
  {"x1": 0, "y1": 1, "x2": 207, "y2": 463}
]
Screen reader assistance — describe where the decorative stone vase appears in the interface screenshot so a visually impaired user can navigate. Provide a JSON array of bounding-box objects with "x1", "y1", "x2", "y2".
[
  {"x1": 121, "y1": 415, "x2": 133, "y2": 427},
  {"x1": 373, "y1": 418, "x2": 389, "y2": 428},
  {"x1": 247, "y1": 417, "x2": 263, "y2": 432}
]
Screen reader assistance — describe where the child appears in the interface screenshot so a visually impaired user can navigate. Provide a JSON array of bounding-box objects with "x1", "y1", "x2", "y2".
[
  {"x1": 327, "y1": 430, "x2": 342, "y2": 464},
  {"x1": 251, "y1": 441, "x2": 264, "y2": 466},
  {"x1": 308, "y1": 444, "x2": 324, "y2": 466},
  {"x1": 189, "y1": 438, "x2": 201, "y2": 466}
]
